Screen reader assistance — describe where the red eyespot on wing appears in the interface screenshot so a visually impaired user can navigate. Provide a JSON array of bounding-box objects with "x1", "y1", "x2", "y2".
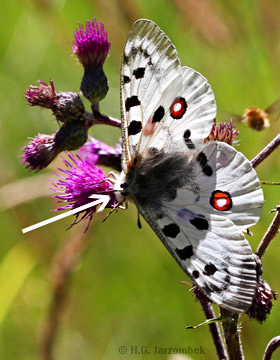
[
  {"x1": 170, "y1": 97, "x2": 187, "y2": 119},
  {"x1": 210, "y1": 191, "x2": 232, "y2": 211}
]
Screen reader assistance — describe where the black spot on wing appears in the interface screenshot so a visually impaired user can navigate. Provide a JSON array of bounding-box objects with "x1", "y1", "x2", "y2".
[
  {"x1": 123, "y1": 53, "x2": 129, "y2": 65},
  {"x1": 125, "y1": 96, "x2": 141, "y2": 112},
  {"x1": 190, "y1": 216, "x2": 209, "y2": 230},
  {"x1": 183, "y1": 129, "x2": 195, "y2": 149},
  {"x1": 222, "y1": 275, "x2": 231, "y2": 290},
  {"x1": 162, "y1": 223, "x2": 180, "y2": 238},
  {"x1": 148, "y1": 58, "x2": 153, "y2": 67},
  {"x1": 192, "y1": 270, "x2": 199, "y2": 279},
  {"x1": 139, "y1": 47, "x2": 150, "y2": 59},
  {"x1": 133, "y1": 67, "x2": 145, "y2": 79},
  {"x1": 203, "y1": 263, "x2": 217, "y2": 276},
  {"x1": 131, "y1": 46, "x2": 137, "y2": 57},
  {"x1": 197, "y1": 152, "x2": 213, "y2": 176},
  {"x1": 152, "y1": 106, "x2": 165, "y2": 123},
  {"x1": 175, "y1": 245, "x2": 193, "y2": 260},
  {"x1": 128, "y1": 121, "x2": 142, "y2": 136},
  {"x1": 123, "y1": 75, "x2": 130, "y2": 84}
]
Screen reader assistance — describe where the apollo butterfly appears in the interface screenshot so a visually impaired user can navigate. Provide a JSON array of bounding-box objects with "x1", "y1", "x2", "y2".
[{"x1": 113, "y1": 19, "x2": 263, "y2": 312}]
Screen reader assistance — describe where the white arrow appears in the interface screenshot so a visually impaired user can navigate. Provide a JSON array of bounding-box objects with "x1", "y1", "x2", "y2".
[{"x1": 22, "y1": 194, "x2": 110, "y2": 234}]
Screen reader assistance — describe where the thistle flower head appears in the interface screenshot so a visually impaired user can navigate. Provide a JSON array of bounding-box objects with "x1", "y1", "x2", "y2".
[
  {"x1": 21, "y1": 133, "x2": 59, "y2": 171},
  {"x1": 51, "y1": 153, "x2": 115, "y2": 228},
  {"x1": 73, "y1": 18, "x2": 110, "y2": 68},
  {"x1": 25, "y1": 80, "x2": 57, "y2": 109},
  {"x1": 25, "y1": 80, "x2": 85, "y2": 123},
  {"x1": 80, "y1": 136, "x2": 122, "y2": 171},
  {"x1": 246, "y1": 280, "x2": 277, "y2": 323},
  {"x1": 204, "y1": 119, "x2": 239, "y2": 146}
]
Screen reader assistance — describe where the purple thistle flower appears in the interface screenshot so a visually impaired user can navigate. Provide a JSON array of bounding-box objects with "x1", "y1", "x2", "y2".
[
  {"x1": 73, "y1": 18, "x2": 110, "y2": 68},
  {"x1": 25, "y1": 80, "x2": 57, "y2": 109},
  {"x1": 80, "y1": 136, "x2": 122, "y2": 171},
  {"x1": 50, "y1": 153, "x2": 115, "y2": 228},
  {"x1": 21, "y1": 133, "x2": 59, "y2": 171},
  {"x1": 204, "y1": 119, "x2": 239, "y2": 146},
  {"x1": 73, "y1": 18, "x2": 110, "y2": 104},
  {"x1": 246, "y1": 280, "x2": 277, "y2": 323},
  {"x1": 25, "y1": 80, "x2": 85, "y2": 123}
]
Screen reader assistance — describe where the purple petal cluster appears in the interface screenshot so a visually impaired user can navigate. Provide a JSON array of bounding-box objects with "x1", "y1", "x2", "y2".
[
  {"x1": 204, "y1": 119, "x2": 239, "y2": 146},
  {"x1": 21, "y1": 133, "x2": 58, "y2": 171},
  {"x1": 73, "y1": 18, "x2": 110, "y2": 67},
  {"x1": 25, "y1": 80, "x2": 57, "y2": 109},
  {"x1": 80, "y1": 136, "x2": 122, "y2": 171},
  {"x1": 246, "y1": 280, "x2": 277, "y2": 323},
  {"x1": 51, "y1": 153, "x2": 115, "y2": 226}
]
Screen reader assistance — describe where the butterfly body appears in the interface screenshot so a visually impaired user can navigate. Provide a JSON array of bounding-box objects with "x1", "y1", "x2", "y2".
[{"x1": 116, "y1": 19, "x2": 264, "y2": 313}]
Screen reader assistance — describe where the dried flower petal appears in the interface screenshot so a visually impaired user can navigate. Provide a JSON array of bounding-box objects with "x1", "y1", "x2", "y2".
[
  {"x1": 204, "y1": 119, "x2": 239, "y2": 145},
  {"x1": 246, "y1": 280, "x2": 277, "y2": 323},
  {"x1": 25, "y1": 80, "x2": 85, "y2": 123},
  {"x1": 25, "y1": 80, "x2": 57, "y2": 109}
]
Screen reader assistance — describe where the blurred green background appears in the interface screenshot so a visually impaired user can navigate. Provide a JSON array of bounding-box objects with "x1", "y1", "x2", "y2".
[{"x1": 0, "y1": 0, "x2": 280, "y2": 359}]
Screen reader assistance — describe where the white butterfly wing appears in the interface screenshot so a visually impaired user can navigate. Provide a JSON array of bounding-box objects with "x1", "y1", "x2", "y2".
[
  {"x1": 120, "y1": 19, "x2": 263, "y2": 312},
  {"x1": 121, "y1": 19, "x2": 216, "y2": 172},
  {"x1": 188, "y1": 141, "x2": 263, "y2": 230},
  {"x1": 138, "y1": 142, "x2": 263, "y2": 312},
  {"x1": 140, "y1": 207, "x2": 256, "y2": 312}
]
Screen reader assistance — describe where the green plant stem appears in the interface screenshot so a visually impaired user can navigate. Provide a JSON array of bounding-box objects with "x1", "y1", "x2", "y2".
[
  {"x1": 84, "y1": 110, "x2": 121, "y2": 128},
  {"x1": 194, "y1": 289, "x2": 228, "y2": 359},
  {"x1": 255, "y1": 204, "x2": 280, "y2": 258},
  {"x1": 251, "y1": 134, "x2": 280, "y2": 168},
  {"x1": 263, "y1": 336, "x2": 280, "y2": 360},
  {"x1": 220, "y1": 309, "x2": 243, "y2": 360}
]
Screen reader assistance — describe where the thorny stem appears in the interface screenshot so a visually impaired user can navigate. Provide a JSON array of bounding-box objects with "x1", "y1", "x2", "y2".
[
  {"x1": 220, "y1": 309, "x2": 243, "y2": 360},
  {"x1": 84, "y1": 110, "x2": 121, "y2": 128},
  {"x1": 195, "y1": 289, "x2": 228, "y2": 359},
  {"x1": 251, "y1": 134, "x2": 280, "y2": 168},
  {"x1": 263, "y1": 336, "x2": 280, "y2": 360},
  {"x1": 255, "y1": 205, "x2": 280, "y2": 258},
  {"x1": 40, "y1": 229, "x2": 91, "y2": 360}
]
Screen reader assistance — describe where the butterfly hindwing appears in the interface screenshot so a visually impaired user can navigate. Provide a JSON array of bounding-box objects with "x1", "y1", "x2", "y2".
[
  {"x1": 189, "y1": 141, "x2": 264, "y2": 230},
  {"x1": 136, "y1": 141, "x2": 263, "y2": 312},
  {"x1": 140, "y1": 206, "x2": 256, "y2": 312}
]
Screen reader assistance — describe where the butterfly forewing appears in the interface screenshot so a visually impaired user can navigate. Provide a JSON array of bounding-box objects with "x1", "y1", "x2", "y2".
[
  {"x1": 121, "y1": 19, "x2": 181, "y2": 171},
  {"x1": 121, "y1": 19, "x2": 217, "y2": 171}
]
